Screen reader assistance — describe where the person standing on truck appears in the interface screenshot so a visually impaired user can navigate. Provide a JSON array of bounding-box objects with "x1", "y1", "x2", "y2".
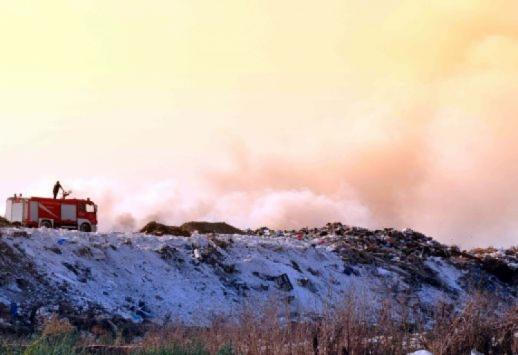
[{"x1": 53, "y1": 181, "x2": 63, "y2": 199}]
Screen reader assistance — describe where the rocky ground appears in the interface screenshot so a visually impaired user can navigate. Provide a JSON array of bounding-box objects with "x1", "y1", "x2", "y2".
[{"x1": 0, "y1": 223, "x2": 515, "y2": 336}]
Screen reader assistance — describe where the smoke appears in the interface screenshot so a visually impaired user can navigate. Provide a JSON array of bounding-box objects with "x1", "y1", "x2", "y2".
[
  {"x1": 1, "y1": 2, "x2": 518, "y2": 248},
  {"x1": 79, "y1": 35, "x2": 518, "y2": 248},
  {"x1": 114, "y1": 213, "x2": 137, "y2": 232},
  {"x1": 60, "y1": 41, "x2": 518, "y2": 248},
  {"x1": 65, "y1": 111, "x2": 517, "y2": 249}
]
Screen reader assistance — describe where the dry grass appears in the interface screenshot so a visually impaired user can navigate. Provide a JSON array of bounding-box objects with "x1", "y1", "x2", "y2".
[
  {"x1": 40, "y1": 315, "x2": 76, "y2": 338},
  {"x1": 135, "y1": 294, "x2": 517, "y2": 355},
  {"x1": 423, "y1": 295, "x2": 518, "y2": 355},
  {"x1": 0, "y1": 295, "x2": 515, "y2": 354}
]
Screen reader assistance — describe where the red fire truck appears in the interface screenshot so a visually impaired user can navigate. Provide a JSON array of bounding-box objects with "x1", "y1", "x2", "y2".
[{"x1": 4, "y1": 195, "x2": 98, "y2": 232}]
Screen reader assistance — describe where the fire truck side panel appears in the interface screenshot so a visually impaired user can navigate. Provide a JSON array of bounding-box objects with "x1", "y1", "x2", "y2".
[
  {"x1": 37, "y1": 200, "x2": 60, "y2": 223},
  {"x1": 23, "y1": 201, "x2": 29, "y2": 221},
  {"x1": 29, "y1": 201, "x2": 39, "y2": 223},
  {"x1": 10, "y1": 201, "x2": 24, "y2": 223},
  {"x1": 5, "y1": 199, "x2": 12, "y2": 219},
  {"x1": 61, "y1": 204, "x2": 77, "y2": 223},
  {"x1": 4, "y1": 198, "x2": 25, "y2": 223}
]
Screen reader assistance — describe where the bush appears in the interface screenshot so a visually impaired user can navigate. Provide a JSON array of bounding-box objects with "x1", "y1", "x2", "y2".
[
  {"x1": 23, "y1": 333, "x2": 80, "y2": 355},
  {"x1": 24, "y1": 316, "x2": 80, "y2": 355}
]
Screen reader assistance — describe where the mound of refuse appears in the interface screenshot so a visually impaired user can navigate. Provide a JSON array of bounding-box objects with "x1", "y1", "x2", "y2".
[
  {"x1": 180, "y1": 221, "x2": 244, "y2": 235},
  {"x1": 251, "y1": 223, "x2": 518, "y2": 288},
  {"x1": 139, "y1": 221, "x2": 190, "y2": 237},
  {"x1": 139, "y1": 221, "x2": 244, "y2": 237},
  {"x1": 0, "y1": 223, "x2": 515, "y2": 334}
]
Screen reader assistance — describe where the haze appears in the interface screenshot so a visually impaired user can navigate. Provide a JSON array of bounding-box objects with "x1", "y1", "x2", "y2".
[{"x1": 1, "y1": 1, "x2": 518, "y2": 248}]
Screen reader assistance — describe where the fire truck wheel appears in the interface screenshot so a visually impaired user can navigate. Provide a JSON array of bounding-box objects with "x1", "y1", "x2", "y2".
[
  {"x1": 40, "y1": 220, "x2": 52, "y2": 229},
  {"x1": 79, "y1": 223, "x2": 92, "y2": 232}
]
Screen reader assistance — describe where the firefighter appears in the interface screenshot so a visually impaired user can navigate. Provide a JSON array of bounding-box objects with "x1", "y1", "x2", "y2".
[{"x1": 53, "y1": 181, "x2": 63, "y2": 199}]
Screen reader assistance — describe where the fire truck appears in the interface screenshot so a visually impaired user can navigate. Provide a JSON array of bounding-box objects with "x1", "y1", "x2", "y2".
[{"x1": 4, "y1": 195, "x2": 98, "y2": 232}]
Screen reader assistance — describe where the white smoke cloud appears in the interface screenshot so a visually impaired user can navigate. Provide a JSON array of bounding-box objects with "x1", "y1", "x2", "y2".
[{"x1": 2, "y1": 1, "x2": 518, "y2": 248}]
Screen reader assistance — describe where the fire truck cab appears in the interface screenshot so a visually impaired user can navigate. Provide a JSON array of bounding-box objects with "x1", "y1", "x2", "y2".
[{"x1": 4, "y1": 196, "x2": 98, "y2": 232}]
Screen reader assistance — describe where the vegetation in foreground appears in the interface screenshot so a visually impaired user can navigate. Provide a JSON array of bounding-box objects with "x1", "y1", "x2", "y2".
[{"x1": 0, "y1": 295, "x2": 516, "y2": 355}]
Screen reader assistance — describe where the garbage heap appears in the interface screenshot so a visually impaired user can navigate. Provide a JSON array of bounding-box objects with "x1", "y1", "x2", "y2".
[{"x1": 249, "y1": 223, "x2": 518, "y2": 291}]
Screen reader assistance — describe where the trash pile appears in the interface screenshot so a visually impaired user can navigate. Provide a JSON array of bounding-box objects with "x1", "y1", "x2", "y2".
[
  {"x1": 468, "y1": 246, "x2": 518, "y2": 285},
  {"x1": 180, "y1": 221, "x2": 244, "y2": 235},
  {"x1": 250, "y1": 223, "x2": 518, "y2": 290},
  {"x1": 0, "y1": 223, "x2": 515, "y2": 335},
  {"x1": 139, "y1": 221, "x2": 190, "y2": 237},
  {"x1": 140, "y1": 221, "x2": 244, "y2": 237}
]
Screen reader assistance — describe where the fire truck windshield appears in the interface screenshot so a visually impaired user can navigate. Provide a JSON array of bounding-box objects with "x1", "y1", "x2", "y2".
[{"x1": 86, "y1": 204, "x2": 95, "y2": 213}]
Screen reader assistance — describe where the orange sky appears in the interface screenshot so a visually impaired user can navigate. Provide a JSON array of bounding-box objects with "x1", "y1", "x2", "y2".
[{"x1": 1, "y1": 1, "x2": 518, "y2": 247}]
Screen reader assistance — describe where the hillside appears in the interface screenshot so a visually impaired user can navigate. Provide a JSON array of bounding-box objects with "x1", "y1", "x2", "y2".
[{"x1": 0, "y1": 223, "x2": 515, "y2": 334}]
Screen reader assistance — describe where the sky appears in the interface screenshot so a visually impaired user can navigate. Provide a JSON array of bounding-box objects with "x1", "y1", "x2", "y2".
[{"x1": 1, "y1": 1, "x2": 518, "y2": 248}]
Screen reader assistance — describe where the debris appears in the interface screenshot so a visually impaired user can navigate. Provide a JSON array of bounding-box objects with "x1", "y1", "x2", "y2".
[
  {"x1": 0, "y1": 223, "x2": 514, "y2": 333},
  {"x1": 62, "y1": 262, "x2": 92, "y2": 283},
  {"x1": 45, "y1": 246, "x2": 62, "y2": 254},
  {"x1": 12, "y1": 231, "x2": 29, "y2": 238},
  {"x1": 343, "y1": 265, "x2": 359, "y2": 276},
  {"x1": 156, "y1": 245, "x2": 177, "y2": 260},
  {"x1": 76, "y1": 246, "x2": 93, "y2": 258},
  {"x1": 140, "y1": 222, "x2": 245, "y2": 237},
  {"x1": 209, "y1": 235, "x2": 232, "y2": 249},
  {"x1": 307, "y1": 267, "x2": 321, "y2": 276},
  {"x1": 296, "y1": 278, "x2": 317, "y2": 293},
  {"x1": 274, "y1": 274, "x2": 293, "y2": 292},
  {"x1": 480, "y1": 257, "x2": 517, "y2": 285},
  {"x1": 290, "y1": 260, "x2": 302, "y2": 272},
  {"x1": 140, "y1": 221, "x2": 191, "y2": 237},
  {"x1": 180, "y1": 221, "x2": 244, "y2": 235}
]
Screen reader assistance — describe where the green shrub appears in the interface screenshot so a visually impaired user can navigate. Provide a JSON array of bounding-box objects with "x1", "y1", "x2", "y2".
[{"x1": 23, "y1": 333, "x2": 81, "y2": 355}]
